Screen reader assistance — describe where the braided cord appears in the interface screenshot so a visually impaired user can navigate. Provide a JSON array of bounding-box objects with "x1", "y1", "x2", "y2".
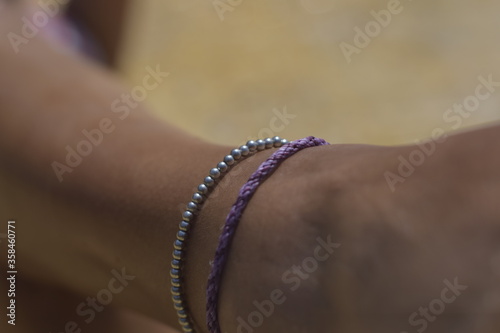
[{"x1": 206, "y1": 136, "x2": 330, "y2": 333}]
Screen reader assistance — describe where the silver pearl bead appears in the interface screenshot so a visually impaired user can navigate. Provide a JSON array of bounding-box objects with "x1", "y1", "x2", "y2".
[
  {"x1": 192, "y1": 192, "x2": 204, "y2": 203},
  {"x1": 281, "y1": 139, "x2": 289, "y2": 145},
  {"x1": 204, "y1": 176, "x2": 215, "y2": 187},
  {"x1": 171, "y1": 268, "x2": 181, "y2": 279},
  {"x1": 223, "y1": 155, "x2": 235, "y2": 165},
  {"x1": 217, "y1": 161, "x2": 228, "y2": 172},
  {"x1": 272, "y1": 136, "x2": 282, "y2": 147},
  {"x1": 182, "y1": 211, "x2": 193, "y2": 221},
  {"x1": 186, "y1": 201, "x2": 198, "y2": 212},
  {"x1": 231, "y1": 148, "x2": 242, "y2": 160},
  {"x1": 246, "y1": 140, "x2": 257, "y2": 152},
  {"x1": 197, "y1": 184, "x2": 208, "y2": 194},
  {"x1": 256, "y1": 139, "x2": 266, "y2": 151},
  {"x1": 177, "y1": 230, "x2": 187, "y2": 241},
  {"x1": 172, "y1": 278, "x2": 181, "y2": 287},
  {"x1": 239, "y1": 145, "x2": 250, "y2": 156},
  {"x1": 264, "y1": 138, "x2": 274, "y2": 148},
  {"x1": 209, "y1": 168, "x2": 221, "y2": 179},
  {"x1": 173, "y1": 250, "x2": 183, "y2": 260},
  {"x1": 179, "y1": 221, "x2": 190, "y2": 231},
  {"x1": 173, "y1": 240, "x2": 184, "y2": 251},
  {"x1": 171, "y1": 258, "x2": 181, "y2": 269}
]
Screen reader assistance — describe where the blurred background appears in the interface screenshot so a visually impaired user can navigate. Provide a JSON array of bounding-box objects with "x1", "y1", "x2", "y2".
[{"x1": 112, "y1": 0, "x2": 500, "y2": 145}]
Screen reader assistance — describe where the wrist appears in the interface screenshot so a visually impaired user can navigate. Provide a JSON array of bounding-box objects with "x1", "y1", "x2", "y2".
[
  {"x1": 181, "y1": 146, "x2": 277, "y2": 332},
  {"x1": 202, "y1": 144, "x2": 342, "y2": 332}
]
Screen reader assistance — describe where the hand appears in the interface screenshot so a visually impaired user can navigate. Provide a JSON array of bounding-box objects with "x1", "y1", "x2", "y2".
[{"x1": 212, "y1": 130, "x2": 500, "y2": 333}]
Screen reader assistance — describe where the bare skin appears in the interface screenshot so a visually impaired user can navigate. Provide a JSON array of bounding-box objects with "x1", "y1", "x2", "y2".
[{"x1": 0, "y1": 2, "x2": 499, "y2": 333}]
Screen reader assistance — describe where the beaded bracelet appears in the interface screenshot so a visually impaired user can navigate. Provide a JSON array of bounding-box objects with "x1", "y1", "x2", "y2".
[{"x1": 170, "y1": 136, "x2": 288, "y2": 333}]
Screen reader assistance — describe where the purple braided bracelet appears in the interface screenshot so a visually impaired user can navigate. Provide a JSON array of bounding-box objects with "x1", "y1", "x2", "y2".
[{"x1": 206, "y1": 136, "x2": 330, "y2": 333}]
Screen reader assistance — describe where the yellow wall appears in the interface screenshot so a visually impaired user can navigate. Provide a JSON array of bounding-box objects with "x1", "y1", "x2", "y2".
[{"x1": 117, "y1": 0, "x2": 500, "y2": 146}]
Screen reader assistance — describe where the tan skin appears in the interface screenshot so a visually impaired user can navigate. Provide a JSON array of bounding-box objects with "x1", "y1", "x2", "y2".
[{"x1": 1, "y1": 1, "x2": 500, "y2": 332}]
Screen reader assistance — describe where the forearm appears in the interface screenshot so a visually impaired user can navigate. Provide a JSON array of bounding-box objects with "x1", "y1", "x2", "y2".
[
  {"x1": 0, "y1": 16, "x2": 236, "y2": 329},
  {"x1": 0, "y1": 21, "x2": 307, "y2": 331}
]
